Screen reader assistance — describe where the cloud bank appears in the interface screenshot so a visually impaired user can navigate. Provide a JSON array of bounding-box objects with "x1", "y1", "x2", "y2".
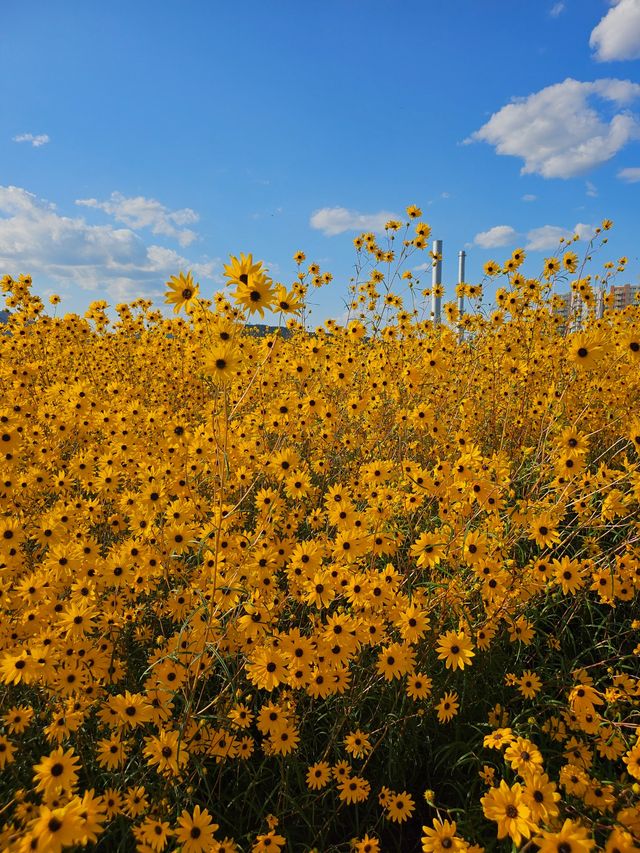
[
  {"x1": 0, "y1": 186, "x2": 218, "y2": 303},
  {"x1": 468, "y1": 78, "x2": 640, "y2": 178}
]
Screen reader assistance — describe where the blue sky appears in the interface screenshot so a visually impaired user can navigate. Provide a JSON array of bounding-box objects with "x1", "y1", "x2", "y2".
[{"x1": 1, "y1": 0, "x2": 639, "y2": 322}]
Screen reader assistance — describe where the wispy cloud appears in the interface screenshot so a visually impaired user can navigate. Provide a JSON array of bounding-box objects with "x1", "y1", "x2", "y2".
[
  {"x1": 549, "y1": 2, "x2": 566, "y2": 17},
  {"x1": 522, "y1": 194, "x2": 537, "y2": 202},
  {"x1": 0, "y1": 185, "x2": 219, "y2": 303},
  {"x1": 12, "y1": 133, "x2": 50, "y2": 147},
  {"x1": 467, "y1": 78, "x2": 640, "y2": 178},
  {"x1": 618, "y1": 166, "x2": 640, "y2": 182},
  {"x1": 309, "y1": 206, "x2": 399, "y2": 237},
  {"x1": 586, "y1": 180, "x2": 598, "y2": 197},
  {"x1": 76, "y1": 191, "x2": 200, "y2": 247},
  {"x1": 590, "y1": 0, "x2": 640, "y2": 61}
]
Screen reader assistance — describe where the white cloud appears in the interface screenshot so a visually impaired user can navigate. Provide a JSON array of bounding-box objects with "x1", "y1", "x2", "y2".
[
  {"x1": 550, "y1": 2, "x2": 566, "y2": 17},
  {"x1": 526, "y1": 222, "x2": 597, "y2": 251},
  {"x1": 574, "y1": 222, "x2": 597, "y2": 241},
  {"x1": 12, "y1": 133, "x2": 50, "y2": 147},
  {"x1": 473, "y1": 225, "x2": 517, "y2": 248},
  {"x1": 586, "y1": 180, "x2": 598, "y2": 197},
  {"x1": 468, "y1": 78, "x2": 640, "y2": 178},
  {"x1": 618, "y1": 165, "x2": 640, "y2": 181},
  {"x1": 76, "y1": 191, "x2": 199, "y2": 247},
  {"x1": 522, "y1": 194, "x2": 537, "y2": 202},
  {"x1": 590, "y1": 0, "x2": 640, "y2": 61},
  {"x1": 309, "y1": 206, "x2": 399, "y2": 237},
  {"x1": 0, "y1": 185, "x2": 219, "y2": 303}
]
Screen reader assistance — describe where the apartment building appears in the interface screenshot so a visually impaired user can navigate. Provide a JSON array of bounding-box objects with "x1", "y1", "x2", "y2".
[{"x1": 609, "y1": 284, "x2": 640, "y2": 310}]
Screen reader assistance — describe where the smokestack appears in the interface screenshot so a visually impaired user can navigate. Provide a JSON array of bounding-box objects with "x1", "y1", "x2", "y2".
[
  {"x1": 431, "y1": 239, "x2": 442, "y2": 326},
  {"x1": 457, "y1": 250, "x2": 466, "y2": 342}
]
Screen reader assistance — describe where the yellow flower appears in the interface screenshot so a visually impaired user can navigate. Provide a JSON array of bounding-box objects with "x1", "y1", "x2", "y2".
[
  {"x1": 528, "y1": 511, "x2": 561, "y2": 549},
  {"x1": 624, "y1": 742, "x2": 640, "y2": 780},
  {"x1": 543, "y1": 256, "x2": 560, "y2": 278},
  {"x1": 406, "y1": 673, "x2": 433, "y2": 701},
  {"x1": 435, "y1": 691, "x2": 459, "y2": 723},
  {"x1": 421, "y1": 819, "x2": 466, "y2": 852},
  {"x1": 410, "y1": 531, "x2": 447, "y2": 568},
  {"x1": 306, "y1": 761, "x2": 331, "y2": 790},
  {"x1": 344, "y1": 730, "x2": 372, "y2": 758},
  {"x1": 517, "y1": 670, "x2": 542, "y2": 699},
  {"x1": 504, "y1": 736, "x2": 544, "y2": 774},
  {"x1": 273, "y1": 283, "x2": 304, "y2": 313},
  {"x1": 355, "y1": 834, "x2": 381, "y2": 853},
  {"x1": 252, "y1": 831, "x2": 287, "y2": 852},
  {"x1": 143, "y1": 729, "x2": 189, "y2": 776},
  {"x1": 204, "y1": 344, "x2": 242, "y2": 383},
  {"x1": 534, "y1": 819, "x2": 594, "y2": 853},
  {"x1": 337, "y1": 775, "x2": 371, "y2": 804},
  {"x1": 29, "y1": 799, "x2": 86, "y2": 853},
  {"x1": 567, "y1": 332, "x2": 607, "y2": 369},
  {"x1": 233, "y1": 272, "x2": 276, "y2": 318},
  {"x1": 164, "y1": 270, "x2": 200, "y2": 314},
  {"x1": 33, "y1": 746, "x2": 81, "y2": 795},
  {"x1": 0, "y1": 735, "x2": 16, "y2": 769},
  {"x1": 385, "y1": 791, "x2": 415, "y2": 823},
  {"x1": 481, "y1": 780, "x2": 534, "y2": 846},
  {"x1": 436, "y1": 630, "x2": 475, "y2": 671}
]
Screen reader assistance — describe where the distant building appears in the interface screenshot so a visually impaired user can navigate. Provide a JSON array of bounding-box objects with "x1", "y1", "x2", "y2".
[
  {"x1": 609, "y1": 284, "x2": 640, "y2": 311},
  {"x1": 553, "y1": 293, "x2": 572, "y2": 321}
]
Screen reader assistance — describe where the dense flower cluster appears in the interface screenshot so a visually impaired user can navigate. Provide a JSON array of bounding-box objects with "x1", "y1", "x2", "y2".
[{"x1": 0, "y1": 212, "x2": 639, "y2": 851}]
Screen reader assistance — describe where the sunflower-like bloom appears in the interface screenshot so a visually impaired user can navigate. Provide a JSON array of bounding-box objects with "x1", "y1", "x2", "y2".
[
  {"x1": 33, "y1": 746, "x2": 81, "y2": 795},
  {"x1": 224, "y1": 253, "x2": 276, "y2": 316},
  {"x1": 421, "y1": 818, "x2": 467, "y2": 852},
  {"x1": 204, "y1": 344, "x2": 242, "y2": 383},
  {"x1": 29, "y1": 799, "x2": 86, "y2": 853},
  {"x1": 534, "y1": 819, "x2": 594, "y2": 852},
  {"x1": 567, "y1": 332, "x2": 608, "y2": 369},
  {"x1": 223, "y1": 252, "x2": 265, "y2": 286},
  {"x1": 164, "y1": 270, "x2": 200, "y2": 314},
  {"x1": 143, "y1": 729, "x2": 189, "y2": 776},
  {"x1": 435, "y1": 691, "x2": 459, "y2": 723},
  {"x1": 233, "y1": 273, "x2": 276, "y2": 318},
  {"x1": 386, "y1": 791, "x2": 415, "y2": 823},
  {"x1": 174, "y1": 805, "x2": 219, "y2": 853},
  {"x1": 481, "y1": 780, "x2": 534, "y2": 847},
  {"x1": 435, "y1": 630, "x2": 475, "y2": 671},
  {"x1": 528, "y1": 510, "x2": 562, "y2": 549}
]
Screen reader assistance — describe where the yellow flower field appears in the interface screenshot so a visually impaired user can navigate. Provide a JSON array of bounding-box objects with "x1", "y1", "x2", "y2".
[{"x1": 0, "y1": 212, "x2": 639, "y2": 851}]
